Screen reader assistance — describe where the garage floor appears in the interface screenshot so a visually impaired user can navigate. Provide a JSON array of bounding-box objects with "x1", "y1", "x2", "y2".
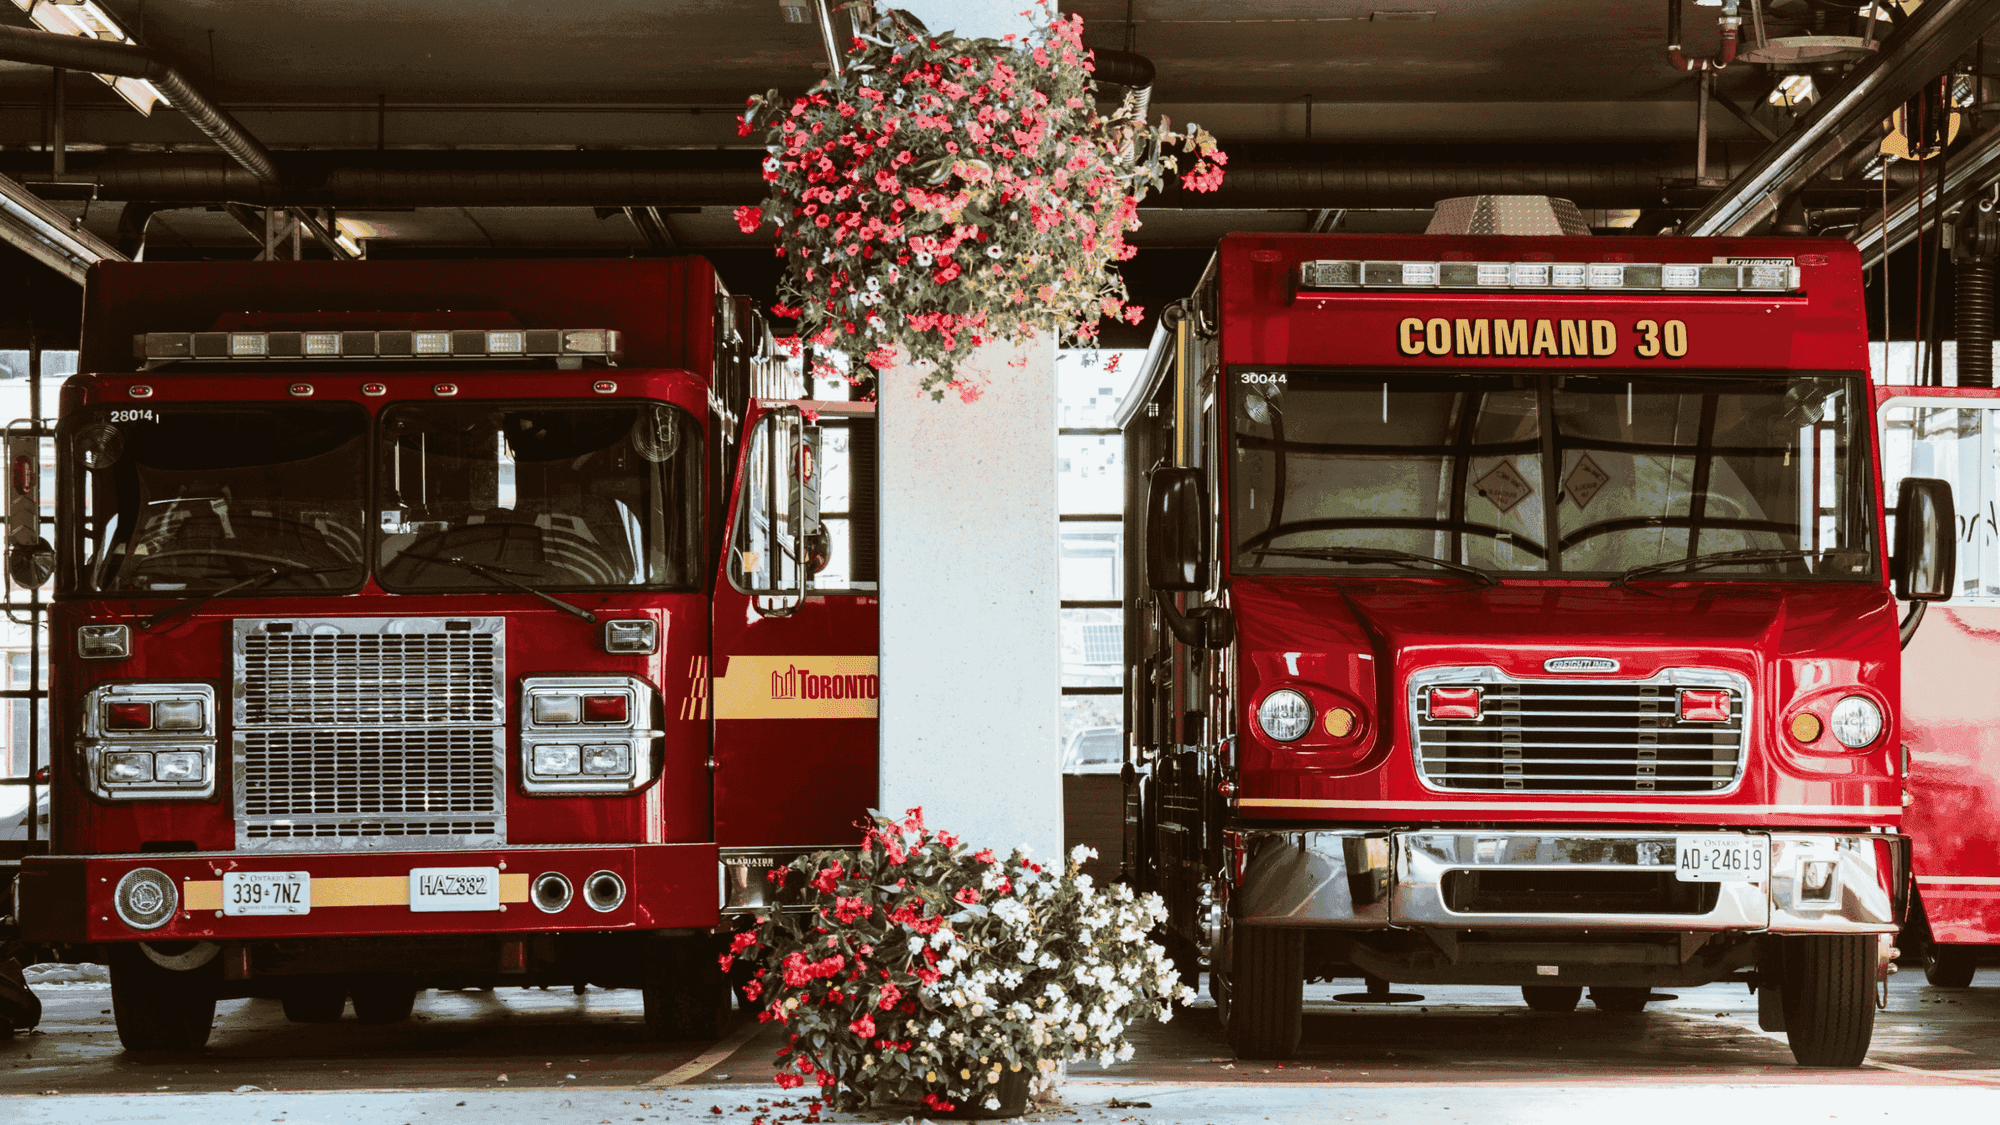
[{"x1": 3, "y1": 969, "x2": 1995, "y2": 1122}]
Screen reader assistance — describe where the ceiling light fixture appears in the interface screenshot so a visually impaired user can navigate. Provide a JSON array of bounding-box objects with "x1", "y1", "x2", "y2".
[{"x1": 10, "y1": 0, "x2": 171, "y2": 116}]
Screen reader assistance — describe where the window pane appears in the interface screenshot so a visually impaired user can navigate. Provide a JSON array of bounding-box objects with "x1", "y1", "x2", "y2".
[
  {"x1": 1060, "y1": 696, "x2": 1123, "y2": 774},
  {"x1": 1061, "y1": 607, "x2": 1121, "y2": 688},
  {"x1": 1882, "y1": 404, "x2": 1999, "y2": 602},
  {"x1": 1060, "y1": 521, "x2": 1122, "y2": 601},
  {"x1": 1059, "y1": 433, "x2": 1123, "y2": 515}
]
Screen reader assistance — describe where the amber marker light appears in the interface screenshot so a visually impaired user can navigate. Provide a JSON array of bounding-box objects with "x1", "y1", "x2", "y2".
[
  {"x1": 1324, "y1": 708, "x2": 1357, "y2": 738},
  {"x1": 1790, "y1": 713, "x2": 1823, "y2": 743}
]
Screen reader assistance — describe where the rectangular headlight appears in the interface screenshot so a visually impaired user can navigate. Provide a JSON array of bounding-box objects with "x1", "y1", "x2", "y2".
[
  {"x1": 104, "y1": 751, "x2": 152, "y2": 784},
  {"x1": 533, "y1": 744, "x2": 581, "y2": 776},
  {"x1": 531, "y1": 693, "x2": 581, "y2": 724},
  {"x1": 153, "y1": 699, "x2": 206, "y2": 732},
  {"x1": 603, "y1": 618, "x2": 657, "y2": 654},
  {"x1": 153, "y1": 751, "x2": 206, "y2": 783},
  {"x1": 581, "y1": 744, "x2": 633, "y2": 776}
]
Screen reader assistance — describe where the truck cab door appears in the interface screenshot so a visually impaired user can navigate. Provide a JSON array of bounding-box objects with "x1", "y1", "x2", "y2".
[
  {"x1": 709, "y1": 401, "x2": 878, "y2": 867},
  {"x1": 1877, "y1": 385, "x2": 2000, "y2": 952}
]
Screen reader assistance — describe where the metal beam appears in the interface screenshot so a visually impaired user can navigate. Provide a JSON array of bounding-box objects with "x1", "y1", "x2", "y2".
[
  {"x1": 1851, "y1": 123, "x2": 2000, "y2": 268},
  {"x1": 0, "y1": 173, "x2": 126, "y2": 284},
  {"x1": 1684, "y1": 0, "x2": 2000, "y2": 236}
]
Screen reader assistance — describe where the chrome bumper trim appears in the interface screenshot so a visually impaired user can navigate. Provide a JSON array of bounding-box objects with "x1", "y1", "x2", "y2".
[{"x1": 1234, "y1": 828, "x2": 1897, "y2": 934}]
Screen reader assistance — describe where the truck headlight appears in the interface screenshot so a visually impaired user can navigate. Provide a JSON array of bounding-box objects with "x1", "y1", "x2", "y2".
[
  {"x1": 521, "y1": 675, "x2": 658, "y2": 794},
  {"x1": 83, "y1": 683, "x2": 217, "y2": 800},
  {"x1": 1829, "y1": 696, "x2": 1883, "y2": 748},
  {"x1": 103, "y1": 751, "x2": 153, "y2": 784},
  {"x1": 1257, "y1": 689, "x2": 1314, "y2": 742}
]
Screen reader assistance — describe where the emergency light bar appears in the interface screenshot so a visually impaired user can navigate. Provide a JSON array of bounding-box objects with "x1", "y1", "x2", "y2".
[
  {"x1": 133, "y1": 328, "x2": 623, "y2": 362},
  {"x1": 1298, "y1": 260, "x2": 1801, "y2": 293}
]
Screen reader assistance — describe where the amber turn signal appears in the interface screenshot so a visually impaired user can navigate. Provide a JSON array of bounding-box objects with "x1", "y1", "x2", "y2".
[
  {"x1": 1789, "y1": 713, "x2": 1823, "y2": 743},
  {"x1": 1324, "y1": 708, "x2": 1357, "y2": 738}
]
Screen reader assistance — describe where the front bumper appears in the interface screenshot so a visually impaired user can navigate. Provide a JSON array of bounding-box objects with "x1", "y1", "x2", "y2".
[
  {"x1": 1234, "y1": 828, "x2": 1904, "y2": 935},
  {"x1": 18, "y1": 842, "x2": 720, "y2": 944}
]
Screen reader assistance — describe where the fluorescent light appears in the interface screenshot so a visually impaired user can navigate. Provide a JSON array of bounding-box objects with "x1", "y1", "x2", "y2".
[
  {"x1": 11, "y1": 0, "x2": 173, "y2": 116},
  {"x1": 0, "y1": 171, "x2": 125, "y2": 283}
]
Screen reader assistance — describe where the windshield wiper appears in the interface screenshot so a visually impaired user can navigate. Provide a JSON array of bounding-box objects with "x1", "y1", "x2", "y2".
[
  {"x1": 139, "y1": 564, "x2": 356, "y2": 631},
  {"x1": 1612, "y1": 548, "x2": 1816, "y2": 587},
  {"x1": 1251, "y1": 545, "x2": 1499, "y2": 586},
  {"x1": 394, "y1": 550, "x2": 598, "y2": 623}
]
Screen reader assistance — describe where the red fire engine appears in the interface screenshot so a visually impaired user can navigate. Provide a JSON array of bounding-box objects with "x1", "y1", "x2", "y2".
[
  {"x1": 1880, "y1": 384, "x2": 2000, "y2": 989},
  {"x1": 9, "y1": 258, "x2": 877, "y2": 1050},
  {"x1": 1120, "y1": 204, "x2": 1955, "y2": 1068}
]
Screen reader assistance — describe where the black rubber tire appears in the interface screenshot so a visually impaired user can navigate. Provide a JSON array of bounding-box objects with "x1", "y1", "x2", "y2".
[
  {"x1": 1782, "y1": 935, "x2": 1876, "y2": 1068},
  {"x1": 1588, "y1": 986, "x2": 1651, "y2": 1014},
  {"x1": 1224, "y1": 926, "x2": 1303, "y2": 1060},
  {"x1": 280, "y1": 977, "x2": 347, "y2": 1024},
  {"x1": 349, "y1": 975, "x2": 419, "y2": 1025},
  {"x1": 1923, "y1": 944, "x2": 1979, "y2": 989},
  {"x1": 109, "y1": 946, "x2": 218, "y2": 1053},
  {"x1": 1521, "y1": 985, "x2": 1583, "y2": 1012},
  {"x1": 642, "y1": 935, "x2": 726, "y2": 1042}
]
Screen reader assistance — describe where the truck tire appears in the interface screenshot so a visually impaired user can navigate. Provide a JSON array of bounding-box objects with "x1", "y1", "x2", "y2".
[
  {"x1": 109, "y1": 946, "x2": 218, "y2": 1052},
  {"x1": 349, "y1": 975, "x2": 419, "y2": 1025},
  {"x1": 1923, "y1": 943, "x2": 1979, "y2": 988},
  {"x1": 1781, "y1": 935, "x2": 1875, "y2": 1068},
  {"x1": 643, "y1": 935, "x2": 726, "y2": 1042},
  {"x1": 1224, "y1": 926, "x2": 1302, "y2": 1060},
  {"x1": 1521, "y1": 985, "x2": 1581, "y2": 1012},
  {"x1": 1, "y1": 957, "x2": 41, "y2": 1035},
  {"x1": 280, "y1": 977, "x2": 347, "y2": 1024},
  {"x1": 1588, "y1": 986, "x2": 1651, "y2": 1013}
]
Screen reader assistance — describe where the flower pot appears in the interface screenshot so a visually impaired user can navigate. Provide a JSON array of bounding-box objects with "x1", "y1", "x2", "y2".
[{"x1": 928, "y1": 1065, "x2": 1032, "y2": 1120}]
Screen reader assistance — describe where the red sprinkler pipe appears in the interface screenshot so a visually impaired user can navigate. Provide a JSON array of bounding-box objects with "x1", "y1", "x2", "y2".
[{"x1": 1668, "y1": 0, "x2": 1742, "y2": 72}]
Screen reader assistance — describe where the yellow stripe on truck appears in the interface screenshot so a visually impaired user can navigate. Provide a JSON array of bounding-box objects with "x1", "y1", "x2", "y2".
[{"x1": 183, "y1": 872, "x2": 531, "y2": 911}]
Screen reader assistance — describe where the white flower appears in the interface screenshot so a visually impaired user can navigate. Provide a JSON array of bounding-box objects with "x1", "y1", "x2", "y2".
[{"x1": 1070, "y1": 844, "x2": 1098, "y2": 864}]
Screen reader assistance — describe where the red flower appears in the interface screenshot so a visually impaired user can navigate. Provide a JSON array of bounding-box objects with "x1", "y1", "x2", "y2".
[
  {"x1": 848, "y1": 1014, "x2": 875, "y2": 1038},
  {"x1": 953, "y1": 887, "x2": 979, "y2": 905},
  {"x1": 774, "y1": 1072, "x2": 805, "y2": 1090},
  {"x1": 876, "y1": 983, "x2": 902, "y2": 1011},
  {"x1": 717, "y1": 954, "x2": 734, "y2": 973},
  {"x1": 922, "y1": 1093, "x2": 957, "y2": 1112},
  {"x1": 973, "y1": 849, "x2": 996, "y2": 864},
  {"x1": 742, "y1": 979, "x2": 763, "y2": 1001},
  {"x1": 811, "y1": 862, "x2": 844, "y2": 894},
  {"x1": 734, "y1": 205, "x2": 763, "y2": 234}
]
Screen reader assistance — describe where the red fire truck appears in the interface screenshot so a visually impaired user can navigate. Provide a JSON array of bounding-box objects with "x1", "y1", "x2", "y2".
[
  {"x1": 1880, "y1": 385, "x2": 2000, "y2": 989},
  {"x1": 8, "y1": 258, "x2": 878, "y2": 1050},
  {"x1": 1121, "y1": 203, "x2": 1956, "y2": 1067}
]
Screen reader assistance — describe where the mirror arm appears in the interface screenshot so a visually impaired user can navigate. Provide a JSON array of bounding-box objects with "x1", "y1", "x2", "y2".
[
  {"x1": 1155, "y1": 592, "x2": 1232, "y2": 650},
  {"x1": 1898, "y1": 600, "x2": 1927, "y2": 649}
]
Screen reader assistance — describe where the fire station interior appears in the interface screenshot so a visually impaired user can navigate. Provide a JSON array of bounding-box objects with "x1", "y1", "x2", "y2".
[{"x1": 3, "y1": 0, "x2": 2000, "y2": 1114}]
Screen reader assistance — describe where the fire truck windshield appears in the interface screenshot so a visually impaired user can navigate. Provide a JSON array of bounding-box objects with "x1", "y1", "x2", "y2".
[
  {"x1": 1230, "y1": 369, "x2": 1877, "y2": 581},
  {"x1": 374, "y1": 402, "x2": 701, "y2": 592},
  {"x1": 65, "y1": 403, "x2": 370, "y2": 595}
]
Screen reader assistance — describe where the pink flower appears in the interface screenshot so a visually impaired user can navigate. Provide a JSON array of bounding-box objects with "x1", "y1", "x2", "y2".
[
  {"x1": 848, "y1": 1014, "x2": 875, "y2": 1038},
  {"x1": 953, "y1": 887, "x2": 980, "y2": 905}
]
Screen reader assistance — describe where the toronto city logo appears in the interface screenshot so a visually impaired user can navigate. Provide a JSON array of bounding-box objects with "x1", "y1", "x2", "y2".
[{"x1": 771, "y1": 663, "x2": 880, "y2": 701}]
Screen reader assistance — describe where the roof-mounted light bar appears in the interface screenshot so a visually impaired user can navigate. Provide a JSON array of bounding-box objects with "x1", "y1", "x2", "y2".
[
  {"x1": 1299, "y1": 259, "x2": 1801, "y2": 293},
  {"x1": 133, "y1": 328, "x2": 623, "y2": 363}
]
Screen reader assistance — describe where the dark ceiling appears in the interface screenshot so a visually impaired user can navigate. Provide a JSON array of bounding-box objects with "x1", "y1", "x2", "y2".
[{"x1": 0, "y1": 1, "x2": 1972, "y2": 344}]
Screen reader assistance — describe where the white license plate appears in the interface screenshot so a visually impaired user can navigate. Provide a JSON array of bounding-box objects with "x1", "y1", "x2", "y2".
[
  {"x1": 222, "y1": 871, "x2": 311, "y2": 916},
  {"x1": 1674, "y1": 836, "x2": 1769, "y2": 882},
  {"x1": 409, "y1": 866, "x2": 501, "y2": 913}
]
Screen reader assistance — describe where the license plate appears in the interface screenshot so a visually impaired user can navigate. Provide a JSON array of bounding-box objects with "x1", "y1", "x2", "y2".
[
  {"x1": 409, "y1": 866, "x2": 501, "y2": 913},
  {"x1": 221, "y1": 871, "x2": 311, "y2": 916},
  {"x1": 1674, "y1": 836, "x2": 1769, "y2": 882}
]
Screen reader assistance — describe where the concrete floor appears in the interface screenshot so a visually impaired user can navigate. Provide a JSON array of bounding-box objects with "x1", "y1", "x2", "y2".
[{"x1": 2, "y1": 970, "x2": 1997, "y2": 1122}]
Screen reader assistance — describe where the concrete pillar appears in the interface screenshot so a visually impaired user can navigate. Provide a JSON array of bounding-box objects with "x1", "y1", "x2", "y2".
[{"x1": 876, "y1": 3, "x2": 1062, "y2": 861}]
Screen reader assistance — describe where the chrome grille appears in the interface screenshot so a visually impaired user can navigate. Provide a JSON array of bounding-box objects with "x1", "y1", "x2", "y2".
[
  {"x1": 233, "y1": 617, "x2": 505, "y2": 851},
  {"x1": 241, "y1": 630, "x2": 500, "y2": 725},
  {"x1": 1410, "y1": 666, "x2": 1748, "y2": 794}
]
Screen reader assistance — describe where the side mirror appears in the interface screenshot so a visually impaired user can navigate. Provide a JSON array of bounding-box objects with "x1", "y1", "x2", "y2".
[
  {"x1": 1893, "y1": 477, "x2": 1955, "y2": 602},
  {"x1": 7, "y1": 537, "x2": 53, "y2": 589},
  {"x1": 1145, "y1": 467, "x2": 1208, "y2": 591}
]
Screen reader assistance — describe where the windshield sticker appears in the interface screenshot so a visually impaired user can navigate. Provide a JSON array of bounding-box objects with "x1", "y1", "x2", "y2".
[
  {"x1": 1473, "y1": 461, "x2": 1533, "y2": 513},
  {"x1": 1564, "y1": 454, "x2": 1611, "y2": 509}
]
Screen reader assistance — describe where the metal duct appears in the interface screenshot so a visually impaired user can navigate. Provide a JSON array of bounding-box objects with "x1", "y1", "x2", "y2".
[
  {"x1": 1954, "y1": 211, "x2": 2000, "y2": 388},
  {"x1": 0, "y1": 147, "x2": 1910, "y2": 211},
  {"x1": 0, "y1": 23, "x2": 279, "y2": 202}
]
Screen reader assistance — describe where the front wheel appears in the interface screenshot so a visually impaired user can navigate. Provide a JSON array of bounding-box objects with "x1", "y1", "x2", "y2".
[
  {"x1": 280, "y1": 977, "x2": 347, "y2": 1024},
  {"x1": 349, "y1": 975, "x2": 419, "y2": 1025},
  {"x1": 109, "y1": 946, "x2": 218, "y2": 1052},
  {"x1": 1588, "y1": 986, "x2": 1651, "y2": 1013},
  {"x1": 1521, "y1": 985, "x2": 1582, "y2": 1012},
  {"x1": 1923, "y1": 944, "x2": 1979, "y2": 989},
  {"x1": 643, "y1": 935, "x2": 726, "y2": 1041},
  {"x1": 1778, "y1": 935, "x2": 1876, "y2": 1067},
  {"x1": 1223, "y1": 926, "x2": 1303, "y2": 1060}
]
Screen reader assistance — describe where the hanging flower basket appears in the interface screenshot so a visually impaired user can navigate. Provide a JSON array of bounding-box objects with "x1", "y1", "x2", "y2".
[
  {"x1": 725, "y1": 809, "x2": 1193, "y2": 1115},
  {"x1": 736, "y1": 1, "x2": 1226, "y2": 401}
]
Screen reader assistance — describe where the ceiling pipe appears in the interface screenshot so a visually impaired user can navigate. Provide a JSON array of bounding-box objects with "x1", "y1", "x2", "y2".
[
  {"x1": 1683, "y1": 0, "x2": 2000, "y2": 236},
  {"x1": 0, "y1": 147, "x2": 1915, "y2": 210},
  {"x1": 0, "y1": 22, "x2": 280, "y2": 203}
]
